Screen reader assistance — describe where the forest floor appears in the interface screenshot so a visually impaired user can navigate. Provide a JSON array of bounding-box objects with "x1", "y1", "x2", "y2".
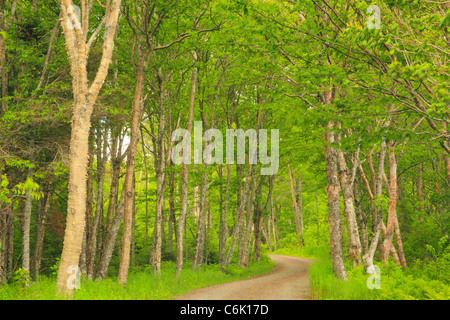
[{"x1": 174, "y1": 255, "x2": 314, "y2": 300}]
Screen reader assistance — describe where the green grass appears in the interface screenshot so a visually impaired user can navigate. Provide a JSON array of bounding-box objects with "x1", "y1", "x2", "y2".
[
  {"x1": 272, "y1": 245, "x2": 450, "y2": 300},
  {"x1": 0, "y1": 257, "x2": 275, "y2": 300}
]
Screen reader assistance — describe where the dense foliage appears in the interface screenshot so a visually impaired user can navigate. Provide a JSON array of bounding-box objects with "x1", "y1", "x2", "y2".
[{"x1": 0, "y1": 0, "x2": 448, "y2": 300}]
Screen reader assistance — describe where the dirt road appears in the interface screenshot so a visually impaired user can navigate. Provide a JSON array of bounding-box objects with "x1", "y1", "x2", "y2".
[{"x1": 174, "y1": 255, "x2": 314, "y2": 300}]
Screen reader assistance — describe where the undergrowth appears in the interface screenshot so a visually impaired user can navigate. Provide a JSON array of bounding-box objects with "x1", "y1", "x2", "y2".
[
  {"x1": 273, "y1": 243, "x2": 450, "y2": 300},
  {"x1": 0, "y1": 256, "x2": 275, "y2": 300}
]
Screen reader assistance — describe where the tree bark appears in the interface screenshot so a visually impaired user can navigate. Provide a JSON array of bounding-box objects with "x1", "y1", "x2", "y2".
[
  {"x1": 225, "y1": 164, "x2": 247, "y2": 267},
  {"x1": 237, "y1": 165, "x2": 252, "y2": 267},
  {"x1": 118, "y1": 55, "x2": 146, "y2": 285},
  {"x1": 176, "y1": 52, "x2": 198, "y2": 275},
  {"x1": 192, "y1": 171, "x2": 208, "y2": 270},
  {"x1": 445, "y1": 155, "x2": 450, "y2": 186},
  {"x1": 219, "y1": 164, "x2": 230, "y2": 269},
  {"x1": 56, "y1": 0, "x2": 122, "y2": 296},
  {"x1": 325, "y1": 126, "x2": 347, "y2": 280},
  {"x1": 80, "y1": 139, "x2": 95, "y2": 276},
  {"x1": 151, "y1": 68, "x2": 169, "y2": 276},
  {"x1": 240, "y1": 164, "x2": 258, "y2": 267},
  {"x1": 337, "y1": 149, "x2": 362, "y2": 266},
  {"x1": 95, "y1": 188, "x2": 125, "y2": 280},
  {"x1": 288, "y1": 166, "x2": 304, "y2": 247},
  {"x1": 362, "y1": 139, "x2": 387, "y2": 273},
  {"x1": 86, "y1": 126, "x2": 107, "y2": 279},
  {"x1": 32, "y1": 191, "x2": 51, "y2": 281},
  {"x1": 382, "y1": 139, "x2": 407, "y2": 267},
  {"x1": 22, "y1": 168, "x2": 34, "y2": 276},
  {"x1": 353, "y1": 177, "x2": 368, "y2": 255}
]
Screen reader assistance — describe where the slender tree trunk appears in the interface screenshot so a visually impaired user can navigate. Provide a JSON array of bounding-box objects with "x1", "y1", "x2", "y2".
[
  {"x1": 95, "y1": 188, "x2": 125, "y2": 280},
  {"x1": 36, "y1": 14, "x2": 61, "y2": 92},
  {"x1": 315, "y1": 190, "x2": 320, "y2": 246},
  {"x1": 445, "y1": 155, "x2": 450, "y2": 186},
  {"x1": 237, "y1": 165, "x2": 252, "y2": 267},
  {"x1": 354, "y1": 178, "x2": 368, "y2": 255},
  {"x1": 271, "y1": 197, "x2": 277, "y2": 251},
  {"x1": 193, "y1": 171, "x2": 208, "y2": 270},
  {"x1": 253, "y1": 176, "x2": 269, "y2": 263},
  {"x1": 262, "y1": 223, "x2": 272, "y2": 252},
  {"x1": 86, "y1": 127, "x2": 107, "y2": 279},
  {"x1": 0, "y1": 0, "x2": 16, "y2": 115},
  {"x1": 382, "y1": 139, "x2": 407, "y2": 267},
  {"x1": 176, "y1": 52, "x2": 198, "y2": 275},
  {"x1": 225, "y1": 165, "x2": 247, "y2": 267},
  {"x1": 362, "y1": 139, "x2": 387, "y2": 273},
  {"x1": 325, "y1": 126, "x2": 347, "y2": 280},
  {"x1": 296, "y1": 176, "x2": 304, "y2": 241},
  {"x1": 22, "y1": 168, "x2": 34, "y2": 276},
  {"x1": 32, "y1": 191, "x2": 51, "y2": 280},
  {"x1": 168, "y1": 167, "x2": 176, "y2": 256},
  {"x1": 6, "y1": 207, "x2": 14, "y2": 281},
  {"x1": 337, "y1": 149, "x2": 362, "y2": 266},
  {"x1": 254, "y1": 208, "x2": 262, "y2": 262},
  {"x1": 288, "y1": 166, "x2": 304, "y2": 247},
  {"x1": 151, "y1": 68, "x2": 169, "y2": 276},
  {"x1": 0, "y1": 204, "x2": 9, "y2": 284},
  {"x1": 382, "y1": 141, "x2": 397, "y2": 261},
  {"x1": 381, "y1": 220, "x2": 401, "y2": 265},
  {"x1": 118, "y1": 56, "x2": 146, "y2": 285},
  {"x1": 104, "y1": 134, "x2": 123, "y2": 244},
  {"x1": 241, "y1": 165, "x2": 258, "y2": 267},
  {"x1": 218, "y1": 164, "x2": 230, "y2": 269}
]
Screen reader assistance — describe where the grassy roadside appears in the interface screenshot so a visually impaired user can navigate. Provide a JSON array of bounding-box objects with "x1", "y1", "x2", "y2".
[
  {"x1": 272, "y1": 245, "x2": 450, "y2": 300},
  {"x1": 0, "y1": 257, "x2": 275, "y2": 300}
]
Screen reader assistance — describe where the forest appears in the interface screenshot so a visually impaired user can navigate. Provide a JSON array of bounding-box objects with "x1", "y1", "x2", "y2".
[{"x1": 0, "y1": 0, "x2": 449, "y2": 301}]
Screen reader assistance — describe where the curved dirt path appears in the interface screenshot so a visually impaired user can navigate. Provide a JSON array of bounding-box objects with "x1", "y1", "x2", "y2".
[{"x1": 174, "y1": 255, "x2": 314, "y2": 300}]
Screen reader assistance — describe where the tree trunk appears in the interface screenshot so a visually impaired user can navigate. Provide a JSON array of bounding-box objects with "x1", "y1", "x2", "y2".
[
  {"x1": 219, "y1": 164, "x2": 230, "y2": 269},
  {"x1": 288, "y1": 166, "x2": 304, "y2": 247},
  {"x1": 86, "y1": 126, "x2": 107, "y2": 279},
  {"x1": 192, "y1": 171, "x2": 208, "y2": 270},
  {"x1": 168, "y1": 167, "x2": 176, "y2": 256},
  {"x1": 237, "y1": 165, "x2": 252, "y2": 267},
  {"x1": 271, "y1": 196, "x2": 277, "y2": 251},
  {"x1": 362, "y1": 139, "x2": 387, "y2": 273},
  {"x1": 337, "y1": 149, "x2": 362, "y2": 266},
  {"x1": 241, "y1": 164, "x2": 258, "y2": 267},
  {"x1": 80, "y1": 140, "x2": 95, "y2": 276},
  {"x1": 22, "y1": 168, "x2": 34, "y2": 276},
  {"x1": 354, "y1": 178, "x2": 368, "y2": 255},
  {"x1": 315, "y1": 190, "x2": 320, "y2": 246},
  {"x1": 296, "y1": 176, "x2": 304, "y2": 242},
  {"x1": 118, "y1": 55, "x2": 146, "y2": 285},
  {"x1": 151, "y1": 68, "x2": 169, "y2": 276},
  {"x1": 176, "y1": 52, "x2": 198, "y2": 275},
  {"x1": 225, "y1": 164, "x2": 246, "y2": 267},
  {"x1": 32, "y1": 191, "x2": 51, "y2": 280},
  {"x1": 95, "y1": 188, "x2": 125, "y2": 280},
  {"x1": 382, "y1": 139, "x2": 407, "y2": 267},
  {"x1": 56, "y1": 0, "x2": 122, "y2": 296},
  {"x1": 445, "y1": 155, "x2": 450, "y2": 186},
  {"x1": 325, "y1": 127, "x2": 347, "y2": 280},
  {"x1": 0, "y1": 203, "x2": 10, "y2": 285},
  {"x1": 254, "y1": 208, "x2": 262, "y2": 263}
]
